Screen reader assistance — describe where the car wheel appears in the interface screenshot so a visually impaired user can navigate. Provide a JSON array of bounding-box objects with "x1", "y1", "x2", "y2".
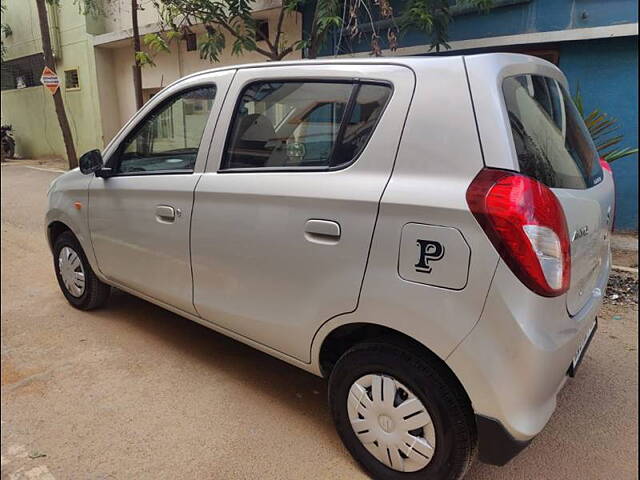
[
  {"x1": 328, "y1": 340, "x2": 476, "y2": 480},
  {"x1": 53, "y1": 231, "x2": 110, "y2": 310}
]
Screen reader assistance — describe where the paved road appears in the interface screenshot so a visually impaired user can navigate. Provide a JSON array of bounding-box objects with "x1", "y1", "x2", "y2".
[{"x1": 1, "y1": 164, "x2": 638, "y2": 479}]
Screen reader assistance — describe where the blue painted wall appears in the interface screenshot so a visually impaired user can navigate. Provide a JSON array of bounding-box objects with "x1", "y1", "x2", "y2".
[
  {"x1": 560, "y1": 37, "x2": 638, "y2": 231},
  {"x1": 311, "y1": 0, "x2": 638, "y2": 54},
  {"x1": 305, "y1": 0, "x2": 638, "y2": 230},
  {"x1": 446, "y1": 0, "x2": 637, "y2": 42}
]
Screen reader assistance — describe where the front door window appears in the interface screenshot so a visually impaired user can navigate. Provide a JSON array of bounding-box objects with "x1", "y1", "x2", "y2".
[{"x1": 116, "y1": 86, "x2": 216, "y2": 174}]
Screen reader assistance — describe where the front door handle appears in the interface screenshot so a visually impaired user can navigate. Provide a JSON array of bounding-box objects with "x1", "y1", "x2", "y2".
[
  {"x1": 305, "y1": 219, "x2": 341, "y2": 244},
  {"x1": 156, "y1": 205, "x2": 176, "y2": 223}
]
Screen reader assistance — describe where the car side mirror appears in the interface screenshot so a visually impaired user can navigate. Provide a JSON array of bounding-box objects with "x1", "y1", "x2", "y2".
[{"x1": 79, "y1": 149, "x2": 104, "y2": 175}]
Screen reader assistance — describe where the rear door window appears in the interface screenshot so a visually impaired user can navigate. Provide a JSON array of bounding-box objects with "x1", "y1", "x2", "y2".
[
  {"x1": 503, "y1": 75, "x2": 602, "y2": 189},
  {"x1": 332, "y1": 84, "x2": 393, "y2": 168},
  {"x1": 222, "y1": 81, "x2": 391, "y2": 170}
]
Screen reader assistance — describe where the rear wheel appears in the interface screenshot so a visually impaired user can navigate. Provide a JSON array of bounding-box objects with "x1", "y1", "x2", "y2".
[
  {"x1": 328, "y1": 341, "x2": 476, "y2": 480},
  {"x1": 53, "y1": 231, "x2": 110, "y2": 310}
]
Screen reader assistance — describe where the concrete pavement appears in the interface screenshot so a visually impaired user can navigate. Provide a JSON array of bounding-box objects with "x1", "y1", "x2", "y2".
[{"x1": 1, "y1": 164, "x2": 638, "y2": 479}]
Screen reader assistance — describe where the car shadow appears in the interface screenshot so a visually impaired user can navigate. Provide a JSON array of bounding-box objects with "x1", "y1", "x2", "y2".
[
  {"x1": 82, "y1": 290, "x2": 625, "y2": 480},
  {"x1": 90, "y1": 288, "x2": 345, "y2": 444}
]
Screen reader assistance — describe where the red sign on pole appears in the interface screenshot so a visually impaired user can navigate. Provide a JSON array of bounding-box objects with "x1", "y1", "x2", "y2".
[{"x1": 40, "y1": 66, "x2": 60, "y2": 95}]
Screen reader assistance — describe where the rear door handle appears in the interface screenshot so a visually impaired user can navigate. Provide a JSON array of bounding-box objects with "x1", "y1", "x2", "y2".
[
  {"x1": 305, "y1": 219, "x2": 341, "y2": 244},
  {"x1": 156, "y1": 205, "x2": 176, "y2": 223}
]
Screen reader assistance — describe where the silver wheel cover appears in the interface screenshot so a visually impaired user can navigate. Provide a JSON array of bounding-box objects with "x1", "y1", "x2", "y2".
[
  {"x1": 58, "y1": 246, "x2": 86, "y2": 297},
  {"x1": 348, "y1": 374, "x2": 436, "y2": 472}
]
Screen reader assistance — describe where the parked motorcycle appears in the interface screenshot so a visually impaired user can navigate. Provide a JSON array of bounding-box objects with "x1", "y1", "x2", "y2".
[{"x1": 1, "y1": 124, "x2": 16, "y2": 161}]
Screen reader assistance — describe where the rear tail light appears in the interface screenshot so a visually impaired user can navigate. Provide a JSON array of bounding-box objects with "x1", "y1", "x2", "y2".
[
  {"x1": 599, "y1": 158, "x2": 615, "y2": 231},
  {"x1": 466, "y1": 168, "x2": 571, "y2": 297},
  {"x1": 599, "y1": 157, "x2": 612, "y2": 174}
]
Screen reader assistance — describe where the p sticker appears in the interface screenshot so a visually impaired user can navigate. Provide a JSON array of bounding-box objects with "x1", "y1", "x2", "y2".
[
  {"x1": 398, "y1": 223, "x2": 470, "y2": 290},
  {"x1": 415, "y1": 239, "x2": 445, "y2": 273}
]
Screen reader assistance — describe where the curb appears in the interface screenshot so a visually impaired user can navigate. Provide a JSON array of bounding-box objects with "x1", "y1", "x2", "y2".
[{"x1": 612, "y1": 265, "x2": 639, "y2": 275}]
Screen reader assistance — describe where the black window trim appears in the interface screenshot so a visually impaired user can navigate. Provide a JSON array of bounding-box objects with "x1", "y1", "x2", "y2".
[
  {"x1": 106, "y1": 83, "x2": 217, "y2": 177},
  {"x1": 328, "y1": 82, "x2": 361, "y2": 168},
  {"x1": 218, "y1": 78, "x2": 393, "y2": 174}
]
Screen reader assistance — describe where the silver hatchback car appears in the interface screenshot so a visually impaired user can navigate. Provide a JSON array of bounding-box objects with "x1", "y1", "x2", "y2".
[{"x1": 46, "y1": 54, "x2": 613, "y2": 480}]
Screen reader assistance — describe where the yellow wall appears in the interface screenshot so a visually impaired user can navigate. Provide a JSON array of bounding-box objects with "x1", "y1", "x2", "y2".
[
  {"x1": 1, "y1": 1, "x2": 302, "y2": 157},
  {"x1": 0, "y1": 1, "x2": 104, "y2": 159}
]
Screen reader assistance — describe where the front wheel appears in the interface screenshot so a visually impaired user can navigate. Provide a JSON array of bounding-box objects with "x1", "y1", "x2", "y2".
[
  {"x1": 328, "y1": 341, "x2": 477, "y2": 480},
  {"x1": 53, "y1": 231, "x2": 110, "y2": 310}
]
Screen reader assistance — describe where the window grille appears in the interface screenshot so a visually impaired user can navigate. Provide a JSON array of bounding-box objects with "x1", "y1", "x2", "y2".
[
  {"x1": 65, "y1": 69, "x2": 80, "y2": 89},
  {"x1": 0, "y1": 54, "x2": 46, "y2": 91}
]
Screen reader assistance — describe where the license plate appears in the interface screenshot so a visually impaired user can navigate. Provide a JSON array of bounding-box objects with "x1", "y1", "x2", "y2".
[{"x1": 569, "y1": 319, "x2": 597, "y2": 377}]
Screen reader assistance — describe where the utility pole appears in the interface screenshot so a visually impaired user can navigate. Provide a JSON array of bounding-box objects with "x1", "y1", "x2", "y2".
[
  {"x1": 131, "y1": 0, "x2": 143, "y2": 110},
  {"x1": 34, "y1": 0, "x2": 78, "y2": 169}
]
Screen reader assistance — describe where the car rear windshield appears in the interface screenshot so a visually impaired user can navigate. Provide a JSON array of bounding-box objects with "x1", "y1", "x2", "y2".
[{"x1": 503, "y1": 74, "x2": 602, "y2": 189}]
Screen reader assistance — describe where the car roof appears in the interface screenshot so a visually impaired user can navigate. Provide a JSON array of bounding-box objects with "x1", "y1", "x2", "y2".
[{"x1": 178, "y1": 52, "x2": 558, "y2": 82}]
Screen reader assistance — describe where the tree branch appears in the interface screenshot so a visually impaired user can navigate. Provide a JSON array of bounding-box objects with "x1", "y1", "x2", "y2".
[
  {"x1": 273, "y1": 7, "x2": 287, "y2": 55},
  {"x1": 277, "y1": 44, "x2": 294, "y2": 60},
  {"x1": 252, "y1": 18, "x2": 277, "y2": 54},
  {"x1": 217, "y1": 19, "x2": 274, "y2": 58},
  {"x1": 307, "y1": 2, "x2": 321, "y2": 59}
]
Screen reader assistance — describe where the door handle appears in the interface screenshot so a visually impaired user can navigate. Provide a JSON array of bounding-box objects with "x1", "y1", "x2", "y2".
[
  {"x1": 305, "y1": 219, "x2": 341, "y2": 244},
  {"x1": 156, "y1": 205, "x2": 176, "y2": 223}
]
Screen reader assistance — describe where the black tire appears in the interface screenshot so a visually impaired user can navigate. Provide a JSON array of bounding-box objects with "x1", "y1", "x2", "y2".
[
  {"x1": 53, "y1": 231, "x2": 110, "y2": 310},
  {"x1": 328, "y1": 340, "x2": 477, "y2": 480}
]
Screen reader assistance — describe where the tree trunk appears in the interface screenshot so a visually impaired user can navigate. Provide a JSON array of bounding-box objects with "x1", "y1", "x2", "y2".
[
  {"x1": 34, "y1": 0, "x2": 77, "y2": 169},
  {"x1": 307, "y1": 43, "x2": 318, "y2": 59},
  {"x1": 306, "y1": 4, "x2": 320, "y2": 59},
  {"x1": 131, "y1": 0, "x2": 144, "y2": 110}
]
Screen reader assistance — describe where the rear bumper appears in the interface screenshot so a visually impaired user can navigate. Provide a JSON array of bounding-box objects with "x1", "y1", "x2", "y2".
[
  {"x1": 475, "y1": 415, "x2": 532, "y2": 466},
  {"x1": 447, "y1": 255, "x2": 609, "y2": 461},
  {"x1": 474, "y1": 318, "x2": 597, "y2": 466}
]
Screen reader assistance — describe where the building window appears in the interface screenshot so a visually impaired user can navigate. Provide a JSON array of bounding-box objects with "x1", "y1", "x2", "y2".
[
  {"x1": 0, "y1": 54, "x2": 46, "y2": 91},
  {"x1": 255, "y1": 20, "x2": 269, "y2": 42},
  {"x1": 65, "y1": 69, "x2": 80, "y2": 90},
  {"x1": 185, "y1": 32, "x2": 197, "y2": 52}
]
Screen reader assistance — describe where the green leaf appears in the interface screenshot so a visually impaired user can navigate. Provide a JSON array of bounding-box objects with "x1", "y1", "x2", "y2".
[
  {"x1": 143, "y1": 33, "x2": 171, "y2": 53},
  {"x1": 603, "y1": 147, "x2": 639, "y2": 163},
  {"x1": 595, "y1": 136, "x2": 624, "y2": 152},
  {"x1": 575, "y1": 84, "x2": 637, "y2": 162},
  {"x1": 165, "y1": 30, "x2": 183, "y2": 42},
  {"x1": 284, "y1": 0, "x2": 304, "y2": 12},
  {"x1": 318, "y1": 16, "x2": 342, "y2": 30},
  {"x1": 198, "y1": 28, "x2": 225, "y2": 63},
  {"x1": 292, "y1": 39, "x2": 309, "y2": 51},
  {"x1": 72, "y1": 0, "x2": 104, "y2": 16},
  {"x1": 135, "y1": 51, "x2": 156, "y2": 67}
]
